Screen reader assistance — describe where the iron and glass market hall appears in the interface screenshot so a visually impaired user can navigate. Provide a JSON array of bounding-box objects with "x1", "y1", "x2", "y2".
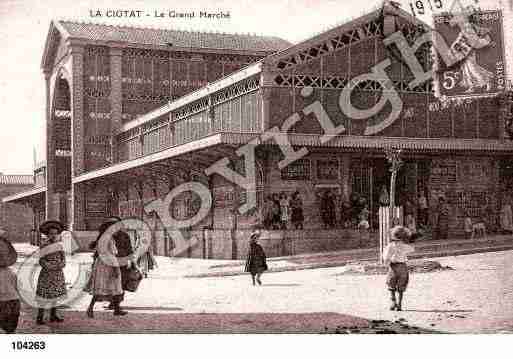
[{"x1": 4, "y1": 3, "x2": 513, "y2": 259}]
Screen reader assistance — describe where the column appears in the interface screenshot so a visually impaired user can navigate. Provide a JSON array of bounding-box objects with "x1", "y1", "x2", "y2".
[
  {"x1": 44, "y1": 70, "x2": 59, "y2": 220},
  {"x1": 168, "y1": 53, "x2": 174, "y2": 100},
  {"x1": 70, "y1": 44, "x2": 85, "y2": 230},
  {"x1": 260, "y1": 87, "x2": 272, "y2": 132},
  {"x1": 71, "y1": 44, "x2": 85, "y2": 176},
  {"x1": 231, "y1": 181, "x2": 239, "y2": 260},
  {"x1": 110, "y1": 47, "x2": 123, "y2": 163},
  {"x1": 340, "y1": 155, "x2": 351, "y2": 200},
  {"x1": 499, "y1": 97, "x2": 506, "y2": 140},
  {"x1": 72, "y1": 183, "x2": 86, "y2": 230}
]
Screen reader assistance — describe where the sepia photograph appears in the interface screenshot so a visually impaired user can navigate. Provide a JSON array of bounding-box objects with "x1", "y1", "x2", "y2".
[{"x1": 0, "y1": 0, "x2": 512, "y2": 354}]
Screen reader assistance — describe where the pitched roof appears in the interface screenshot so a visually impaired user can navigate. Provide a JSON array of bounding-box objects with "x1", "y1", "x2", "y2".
[
  {"x1": 56, "y1": 20, "x2": 292, "y2": 52},
  {"x1": 0, "y1": 175, "x2": 34, "y2": 186},
  {"x1": 263, "y1": 1, "x2": 429, "y2": 67}
]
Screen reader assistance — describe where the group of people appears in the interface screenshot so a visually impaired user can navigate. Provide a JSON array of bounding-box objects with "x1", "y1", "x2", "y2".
[
  {"x1": 1, "y1": 217, "x2": 423, "y2": 333},
  {"x1": 262, "y1": 191, "x2": 304, "y2": 230},
  {"x1": 322, "y1": 191, "x2": 371, "y2": 230},
  {"x1": 0, "y1": 216, "x2": 156, "y2": 333}
]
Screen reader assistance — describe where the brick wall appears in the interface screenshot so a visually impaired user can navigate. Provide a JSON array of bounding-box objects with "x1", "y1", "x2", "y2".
[
  {"x1": 179, "y1": 228, "x2": 372, "y2": 259},
  {"x1": 428, "y1": 156, "x2": 500, "y2": 237},
  {"x1": 267, "y1": 85, "x2": 502, "y2": 139},
  {"x1": 0, "y1": 184, "x2": 34, "y2": 242}
]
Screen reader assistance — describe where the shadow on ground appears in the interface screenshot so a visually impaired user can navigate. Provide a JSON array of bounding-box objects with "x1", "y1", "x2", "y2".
[
  {"x1": 403, "y1": 309, "x2": 473, "y2": 313},
  {"x1": 13, "y1": 311, "x2": 441, "y2": 334}
]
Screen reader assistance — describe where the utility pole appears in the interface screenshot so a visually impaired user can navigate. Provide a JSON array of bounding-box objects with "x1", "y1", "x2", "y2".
[{"x1": 380, "y1": 148, "x2": 403, "y2": 263}]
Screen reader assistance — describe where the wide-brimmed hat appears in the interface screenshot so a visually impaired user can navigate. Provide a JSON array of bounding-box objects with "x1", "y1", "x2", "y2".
[
  {"x1": 0, "y1": 237, "x2": 18, "y2": 267},
  {"x1": 98, "y1": 216, "x2": 122, "y2": 235},
  {"x1": 390, "y1": 225, "x2": 410, "y2": 242},
  {"x1": 39, "y1": 220, "x2": 64, "y2": 236}
]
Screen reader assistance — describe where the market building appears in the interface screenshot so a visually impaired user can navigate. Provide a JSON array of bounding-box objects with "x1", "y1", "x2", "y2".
[{"x1": 4, "y1": 2, "x2": 513, "y2": 259}]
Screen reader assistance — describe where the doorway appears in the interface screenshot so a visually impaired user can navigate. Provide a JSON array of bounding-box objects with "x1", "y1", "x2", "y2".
[{"x1": 351, "y1": 157, "x2": 431, "y2": 230}]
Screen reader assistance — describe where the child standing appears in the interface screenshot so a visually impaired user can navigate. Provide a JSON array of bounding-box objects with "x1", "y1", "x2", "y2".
[
  {"x1": 244, "y1": 230, "x2": 268, "y2": 286},
  {"x1": 279, "y1": 193, "x2": 289, "y2": 230},
  {"x1": 383, "y1": 226, "x2": 415, "y2": 311},
  {"x1": 0, "y1": 229, "x2": 21, "y2": 333},
  {"x1": 358, "y1": 206, "x2": 371, "y2": 246}
]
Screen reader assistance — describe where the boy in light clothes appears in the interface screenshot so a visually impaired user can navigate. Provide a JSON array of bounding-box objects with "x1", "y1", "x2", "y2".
[
  {"x1": 358, "y1": 206, "x2": 370, "y2": 247},
  {"x1": 383, "y1": 226, "x2": 415, "y2": 311}
]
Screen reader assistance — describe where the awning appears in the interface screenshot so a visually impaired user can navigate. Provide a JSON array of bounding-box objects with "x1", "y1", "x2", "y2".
[
  {"x1": 227, "y1": 133, "x2": 513, "y2": 153},
  {"x1": 2, "y1": 186, "x2": 46, "y2": 204},
  {"x1": 72, "y1": 132, "x2": 513, "y2": 185},
  {"x1": 73, "y1": 133, "x2": 229, "y2": 184}
]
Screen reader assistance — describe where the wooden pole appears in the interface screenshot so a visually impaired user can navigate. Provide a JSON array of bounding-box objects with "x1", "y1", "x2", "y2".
[{"x1": 382, "y1": 148, "x2": 403, "y2": 263}]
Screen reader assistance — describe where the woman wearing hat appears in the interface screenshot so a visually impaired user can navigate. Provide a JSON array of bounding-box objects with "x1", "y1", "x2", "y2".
[
  {"x1": 36, "y1": 220, "x2": 67, "y2": 325},
  {"x1": 0, "y1": 229, "x2": 21, "y2": 333},
  {"x1": 383, "y1": 226, "x2": 415, "y2": 311},
  {"x1": 85, "y1": 218, "x2": 128, "y2": 317},
  {"x1": 244, "y1": 230, "x2": 268, "y2": 286}
]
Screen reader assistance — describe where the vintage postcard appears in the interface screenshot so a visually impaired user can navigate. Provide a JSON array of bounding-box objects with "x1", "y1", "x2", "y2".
[{"x1": 1, "y1": 0, "x2": 513, "y2": 353}]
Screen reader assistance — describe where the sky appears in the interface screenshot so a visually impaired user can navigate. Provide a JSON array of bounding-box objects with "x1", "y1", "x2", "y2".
[{"x1": 0, "y1": 0, "x2": 510, "y2": 175}]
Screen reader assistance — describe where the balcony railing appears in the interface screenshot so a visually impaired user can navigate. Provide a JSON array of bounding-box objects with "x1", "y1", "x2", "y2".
[{"x1": 116, "y1": 88, "x2": 262, "y2": 163}]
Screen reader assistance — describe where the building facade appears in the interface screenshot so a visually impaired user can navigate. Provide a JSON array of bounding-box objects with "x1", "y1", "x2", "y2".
[
  {"x1": 4, "y1": 3, "x2": 513, "y2": 257},
  {"x1": 0, "y1": 174, "x2": 34, "y2": 242}
]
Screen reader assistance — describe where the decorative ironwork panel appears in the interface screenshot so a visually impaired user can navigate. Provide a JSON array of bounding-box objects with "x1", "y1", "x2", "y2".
[
  {"x1": 276, "y1": 19, "x2": 383, "y2": 70},
  {"x1": 281, "y1": 159, "x2": 311, "y2": 180},
  {"x1": 272, "y1": 74, "x2": 432, "y2": 94},
  {"x1": 122, "y1": 49, "x2": 170, "y2": 122},
  {"x1": 317, "y1": 159, "x2": 339, "y2": 180},
  {"x1": 83, "y1": 46, "x2": 111, "y2": 98},
  {"x1": 211, "y1": 76, "x2": 259, "y2": 105},
  {"x1": 175, "y1": 97, "x2": 209, "y2": 120}
]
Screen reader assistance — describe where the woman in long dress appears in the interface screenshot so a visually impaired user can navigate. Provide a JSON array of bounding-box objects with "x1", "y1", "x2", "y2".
[
  {"x1": 36, "y1": 220, "x2": 67, "y2": 325},
  {"x1": 85, "y1": 219, "x2": 127, "y2": 317}
]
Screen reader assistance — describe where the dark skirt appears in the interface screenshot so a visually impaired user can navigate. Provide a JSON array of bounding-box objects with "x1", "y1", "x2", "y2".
[
  {"x1": 386, "y1": 262, "x2": 409, "y2": 292},
  {"x1": 0, "y1": 299, "x2": 20, "y2": 333},
  {"x1": 120, "y1": 265, "x2": 131, "y2": 291}
]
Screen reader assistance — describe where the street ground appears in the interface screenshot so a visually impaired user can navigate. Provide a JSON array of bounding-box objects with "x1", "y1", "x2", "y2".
[{"x1": 9, "y1": 241, "x2": 513, "y2": 334}]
